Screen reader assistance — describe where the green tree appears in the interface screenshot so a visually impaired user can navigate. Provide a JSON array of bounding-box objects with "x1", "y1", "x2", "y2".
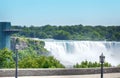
[
  {"x1": 12, "y1": 25, "x2": 120, "y2": 41},
  {"x1": 19, "y1": 56, "x2": 38, "y2": 68},
  {"x1": 19, "y1": 56, "x2": 65, "y2": 68},
  {"x1": 53, "y1": 30, "x2": 71, "y2": 40},
  {"x1": 74, "y1": 61, "x2": 111, "y2": 68},
  {"x1": 0, "y1": 48, "x2": 15, "y2": 68}
]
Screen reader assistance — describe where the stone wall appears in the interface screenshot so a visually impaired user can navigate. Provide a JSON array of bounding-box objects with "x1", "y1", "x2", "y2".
[{"x1": 0, "y1": 67, "x2": 120, "y2": 77}]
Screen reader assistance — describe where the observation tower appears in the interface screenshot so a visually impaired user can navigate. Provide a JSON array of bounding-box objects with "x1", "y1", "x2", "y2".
[{"x1": 0, "y1": 22, "x2": 19, "y2": 49}]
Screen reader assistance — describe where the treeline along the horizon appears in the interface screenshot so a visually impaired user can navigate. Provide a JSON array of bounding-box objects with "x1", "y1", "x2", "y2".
[{"x1": 12, "y1": 24, "x2": 120, "y2": 41}]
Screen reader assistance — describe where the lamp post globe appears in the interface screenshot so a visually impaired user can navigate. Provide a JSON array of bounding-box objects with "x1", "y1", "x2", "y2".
[{"x1": 100, "y1": 53, "x2": 105, "y2": 63}]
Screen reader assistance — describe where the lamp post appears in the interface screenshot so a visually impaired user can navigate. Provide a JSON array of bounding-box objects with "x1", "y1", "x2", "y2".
[
  {"x1": 15, "y1": 44, "x2": 19, "y2": 78},
  {"x1": 99, "y1": 53, "x2": 105, "y2": 78}
]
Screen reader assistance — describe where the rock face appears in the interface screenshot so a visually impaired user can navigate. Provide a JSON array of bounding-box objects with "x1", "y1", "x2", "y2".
[
  {"x1": 10, "y1": 37, "x2": 49, "y2": 55},
  {"x1": 11, "y1": 37, "x2": 28, "y2": 51},
  {"x1": 17, "y1": 41, "x2": 28, "y2": 50}
]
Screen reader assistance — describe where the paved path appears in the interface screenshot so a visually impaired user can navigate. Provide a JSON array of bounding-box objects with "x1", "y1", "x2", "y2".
[{"x1": 1, "y1": 73, "x2": 120, "y2": 78}]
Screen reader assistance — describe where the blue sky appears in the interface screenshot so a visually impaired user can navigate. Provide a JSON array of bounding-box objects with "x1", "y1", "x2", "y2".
[{"x1": 0, "y1": 0, "x2": 120, "y2": 26}]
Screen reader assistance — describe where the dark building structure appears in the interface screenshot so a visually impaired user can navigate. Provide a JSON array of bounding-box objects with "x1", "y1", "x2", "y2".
[{"x1": 0, "y1": 22, "x2": 19, "y2": 49}]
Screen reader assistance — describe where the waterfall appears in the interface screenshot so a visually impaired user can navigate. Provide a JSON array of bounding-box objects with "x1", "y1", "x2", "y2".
[{"x1": 44, "y1": 40, "x2": 120, "y2": 67}]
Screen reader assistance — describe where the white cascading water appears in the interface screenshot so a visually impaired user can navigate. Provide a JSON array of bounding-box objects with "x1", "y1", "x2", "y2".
[{"x1": 43, "y1": 39, "x2": 120, "y2": 67}]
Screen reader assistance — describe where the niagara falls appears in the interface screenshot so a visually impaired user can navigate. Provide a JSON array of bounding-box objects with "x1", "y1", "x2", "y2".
[{"x1": 43, "y1": 39, "x2": 120, "y2": 67}]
